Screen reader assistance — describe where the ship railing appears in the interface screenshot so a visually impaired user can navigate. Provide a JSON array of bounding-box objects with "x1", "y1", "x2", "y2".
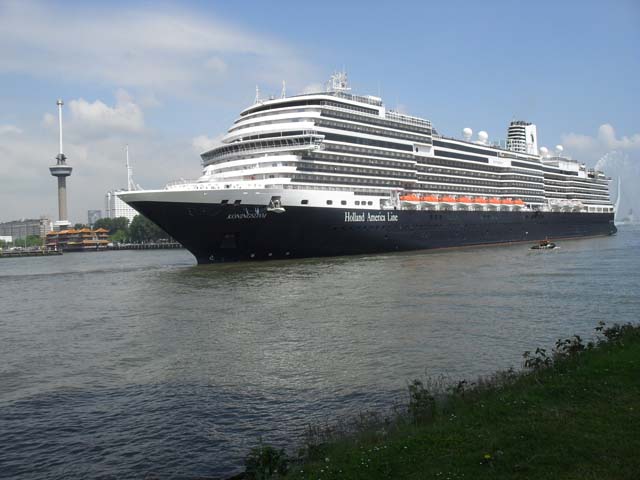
[
  {"x1": 332, "y1": 90, "x2": 384, "y2": 106},
  {"x1": 321, "y1": 103, "x2": 432, "y2": 132},
  {"x1": 385, "y1": 110, "x2": 432, "y2": 129},
  {"x1": 286, "y1": 90, "x2": 383, "y2": 107},
  {"x1": 202, "y1": 136, "x2": 323, "y2": 166},
  {"x1": 165, "y1": 179, "x2": 199, "y2": 190}
]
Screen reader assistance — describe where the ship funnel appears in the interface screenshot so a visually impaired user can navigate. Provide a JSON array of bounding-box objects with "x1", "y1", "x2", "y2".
[{"x1": 506, "y1": 120, "x2": 538, "y2": 155}]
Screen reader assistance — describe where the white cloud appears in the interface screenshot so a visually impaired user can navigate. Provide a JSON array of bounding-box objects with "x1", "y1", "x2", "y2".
[
  {"x1": 192, "y1": 134, "x2": 223, "y2": 154},
  {"x1": 0, "y1": 123, "x2": 201, "y2": 223},
  {"x1": 0, "y1": 1, "x2": 321, "y2": 222},
  {"x1": 67, "y1": 89, "x2": 145, "y2": 135},
  {"x1": 40, "y1": 90, "x2": 146, "y2": 144},
  {"x1": 562, "y1": 124, "x2": 640, "y2": 164},
  {"x1": 0, "y1": 124, "x2": 23, "y2": 135},
  {"x1": 203, "y1": 57, "x2": 228, "y2": 74},
  {"x1": 0, "y1": 1, "x2": 317, "y2": 96},
  {"x1": 562, "y1": 124, "x2": 640, "y2": 218}
]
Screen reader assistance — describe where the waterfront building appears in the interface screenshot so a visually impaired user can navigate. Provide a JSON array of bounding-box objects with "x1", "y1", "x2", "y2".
[
  {"x1": 105, "y1": 191, "x2": 138, "y2": 223},
  {"x1": 45, "y1": 227, "x2": 109, "y2": 251},
  {"x1": 0, "y1": 217, "x2": 52, "y2": 240}
]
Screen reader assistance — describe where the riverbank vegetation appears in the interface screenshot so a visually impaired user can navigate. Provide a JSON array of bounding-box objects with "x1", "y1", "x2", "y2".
[
  {"x1": 92, "y1": 215, "x2": 170, "y2": 243},
  {"x1": 241, "y1": 322, "x2": 640, "y2": 479}
]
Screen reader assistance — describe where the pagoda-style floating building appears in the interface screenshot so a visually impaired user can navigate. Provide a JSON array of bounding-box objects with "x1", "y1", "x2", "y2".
[{"x1": 45, "y1": 228, "x2": 109, "y2": 252}]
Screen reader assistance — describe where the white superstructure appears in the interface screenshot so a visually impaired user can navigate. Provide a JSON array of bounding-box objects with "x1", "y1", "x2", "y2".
[{"x1": 124, "y1": 73, "x2": 613, "y2": 215}]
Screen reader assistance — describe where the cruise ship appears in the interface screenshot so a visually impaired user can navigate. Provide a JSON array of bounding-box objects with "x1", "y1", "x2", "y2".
[{"x1": 120, "y1": 73, "x2": 616, "y2": 263}]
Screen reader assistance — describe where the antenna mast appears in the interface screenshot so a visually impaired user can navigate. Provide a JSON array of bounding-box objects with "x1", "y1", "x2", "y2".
[
  {"x1": 126, "y1": 145, "x2": 132, "y2": 191},
  {"x1": 56, "y1": 99, "x2": 65, "y2": 162},
  {"x1": 327, "y1": 71, "x2": 350, "y2": 92},
  {"x1": 614, "y1": 176, "x2": 622, "y2": 219}
]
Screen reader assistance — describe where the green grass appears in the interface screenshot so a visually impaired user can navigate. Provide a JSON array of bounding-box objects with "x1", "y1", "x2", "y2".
[{"x1": 271, "y1": 324, "x2": 640, "y2": 480}]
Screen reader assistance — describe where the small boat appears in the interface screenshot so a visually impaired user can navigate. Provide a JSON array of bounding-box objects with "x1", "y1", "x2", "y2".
[{"x1": 531, "y1": 239, "x2": 556, "y2": 250}]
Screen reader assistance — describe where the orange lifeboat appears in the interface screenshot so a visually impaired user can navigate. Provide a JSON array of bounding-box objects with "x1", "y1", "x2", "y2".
[
  {"x1": 488, "y1": 198, "x2": 501, "y2": 204},
  {"x1": 458, "y1": 196, "x2": 472, "y2": 203},
  {"x1": 400, "y1": 194, "x2": 421, "y2": 202},
  {"x1": 441, "y1": 195, "x2": 457, "y2": 202},
  {"x1": 421, "y1": 194, "x2": 440, "y2": 202},
  {"x1": 514, "y1": 199, "x2": 525, "y2": 205},
  {"x1": 475, "y1": 197, "x2": 488, "y2": 204},
  {"x1": 502, "y1": 198, "x2": 514, "y2": 205}
]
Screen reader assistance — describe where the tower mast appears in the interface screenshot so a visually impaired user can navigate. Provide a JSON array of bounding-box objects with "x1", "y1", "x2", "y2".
[{"x1": 49, "y1": 99, "x2": 73, "y2": 230}]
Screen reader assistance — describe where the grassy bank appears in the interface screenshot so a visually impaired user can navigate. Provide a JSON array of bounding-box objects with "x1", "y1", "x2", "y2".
[{"x1": 242, "y1": 323, "x2": 640, "y2": 479}]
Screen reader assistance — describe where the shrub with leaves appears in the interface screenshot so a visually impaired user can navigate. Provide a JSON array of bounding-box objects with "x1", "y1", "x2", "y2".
[
  {"x1": 554, "y1": 335, "x2": 586, "y2": 358},
  {"x1": 244, "y1": 444, "x2": 289, "y2": 480},
  {"x1": 408, "y1": 379, "x2": 437, "y2": 424},
  {"x1": 522, "y1": 347, "x2": 552, "y2": 370}
]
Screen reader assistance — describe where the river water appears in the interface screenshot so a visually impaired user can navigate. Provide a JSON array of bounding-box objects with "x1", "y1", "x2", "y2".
[{"x1": 1, "y1": 226, "x2": 639, "y2": 479}]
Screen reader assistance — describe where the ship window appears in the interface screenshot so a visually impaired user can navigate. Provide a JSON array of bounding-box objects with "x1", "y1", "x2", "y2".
[
  {"x1": 301, "y1": 199, "x2": 309, "y2": 205},
  {"x1": 234, "y1": 200, "x2": 242, "y2": 205},
  {"x1": 367, "y1": 201, "x2": 373, "y2": 205},
  {"x1": 341, "y1": 200, "x2": 347, "y2": 205},
  {"x1": 355, "y1": 201, "x2": 360, "y2": 205},
  {"x1": 221, "y1": 200, "x2": 229, "y2": 204},
  {"x1": 327, "y1": 200, "x2": 333, "y2": 205}
]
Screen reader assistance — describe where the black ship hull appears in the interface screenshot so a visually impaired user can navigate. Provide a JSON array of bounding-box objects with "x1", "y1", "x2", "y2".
[{"x1": 129, "y1": 201, "x2": 617, "y2": 264}]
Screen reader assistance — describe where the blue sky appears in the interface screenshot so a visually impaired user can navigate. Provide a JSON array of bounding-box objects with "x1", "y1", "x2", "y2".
[{"x1": 1, "y1": 0, "x2": 639, "y2": 223}]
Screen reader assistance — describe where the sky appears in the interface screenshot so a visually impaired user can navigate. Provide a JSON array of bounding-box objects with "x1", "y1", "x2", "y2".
[{"x1": 1, "y1": 0, "x2": 639, "y2": 223}]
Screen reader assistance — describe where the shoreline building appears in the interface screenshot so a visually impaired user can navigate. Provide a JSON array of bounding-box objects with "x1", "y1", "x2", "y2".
[
  {"x1": 105, "y1": 146, "x2": 141, "y2": 223},
  {"x1": 46, "y1": 227, "x2": 109, "y2": 251},
  {"x1": 0, "y1": 217, "x2": 52, "y2": 240}
]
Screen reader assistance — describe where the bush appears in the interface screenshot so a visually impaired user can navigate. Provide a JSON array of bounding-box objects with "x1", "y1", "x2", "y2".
[
  {"x1": 244, "y1": 444, "x2": 289, "y2": 479},
  {"x1": 407, "y1": 379, "x2": 437, "y2": 424}
]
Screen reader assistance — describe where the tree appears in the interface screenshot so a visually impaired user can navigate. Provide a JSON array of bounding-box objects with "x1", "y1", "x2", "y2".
[
  {"x1": 110, "y1": 229, "x2": 128, "y2": 244},
  {"x1": 93, "y1": 218, "x2": 113, "y2": 232},
  {"x1": 129, "y1": 214, "x2": 170, "y2": 243},
  {"x1": 94, "y1": 217, "x2": 130, "y2": 235},
  {"x1": 25, "y1": 235, "x2": 43, "y2": 247},
  {"x1": 111, "y1": 217, "x2": 130, "y2": 233}
]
